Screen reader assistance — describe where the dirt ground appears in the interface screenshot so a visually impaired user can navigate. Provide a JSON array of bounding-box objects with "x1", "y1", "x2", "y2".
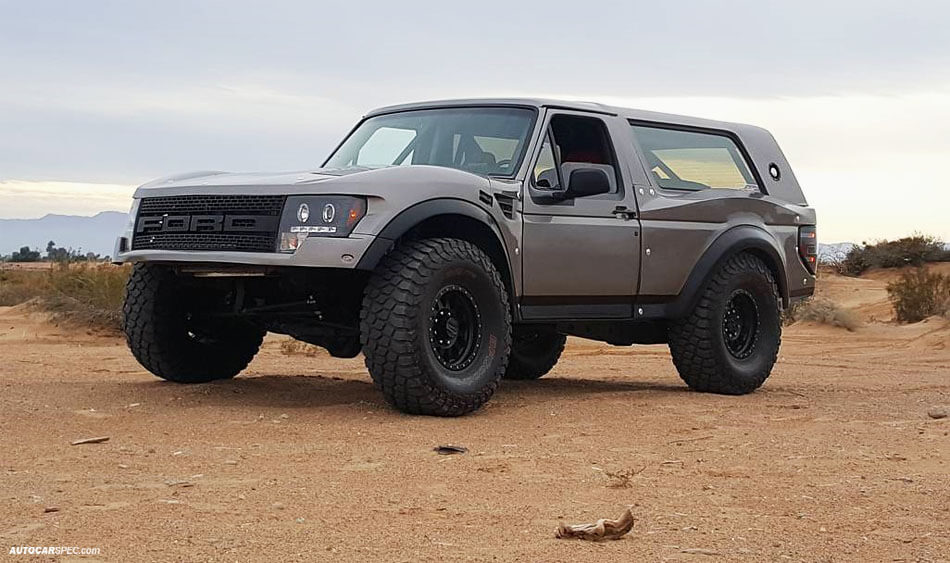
[{"x1": 1, "y1": 272, "x2": 947, "y2": 562}]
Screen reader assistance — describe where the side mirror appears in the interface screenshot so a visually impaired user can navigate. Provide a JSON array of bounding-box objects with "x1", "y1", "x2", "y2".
[{"x1": 558, "y1": 167, "x2": 611, "y2": 200}]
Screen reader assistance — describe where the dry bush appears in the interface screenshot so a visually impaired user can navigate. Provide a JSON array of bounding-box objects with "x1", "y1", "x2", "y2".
[
  {"x1": 886, "y1": 268, "x2": 950, "y2": 323},
  {"x1": 279, "y1": 338, "x2": 326, "y2": 356},
  {"x1": 41, "y1": 263, "x2": 130, "y2": 330},
  {"x1": 0, "y1": 270, "x2": 44, "y2": 305},
  {"x1": 783, "y1": 297, "x2": 861, "y2": 331},
  {"x1": 841, "y1": 234, "x2": 948, "y2": 276},
  {"x1": 0, "y1": 263, "x2": 130, "y2": 330}
]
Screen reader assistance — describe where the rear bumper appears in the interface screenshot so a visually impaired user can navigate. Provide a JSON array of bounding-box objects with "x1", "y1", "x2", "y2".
[{"x1": 112, "y1": 233, "x2": 376, "y2": 269}]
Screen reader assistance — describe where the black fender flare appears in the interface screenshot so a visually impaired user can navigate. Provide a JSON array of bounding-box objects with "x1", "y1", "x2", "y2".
[
  {"x1": 355, "y1": 197, "x2": 511, "y2": 273},
  {"x1": 663, "y1": 225, "x2": 789, "y2": 319}
]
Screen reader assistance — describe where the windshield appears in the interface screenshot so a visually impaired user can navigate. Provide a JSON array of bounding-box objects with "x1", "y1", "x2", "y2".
[{"x1": 324, "y1": 107, "x2": 537, "y2": 177}]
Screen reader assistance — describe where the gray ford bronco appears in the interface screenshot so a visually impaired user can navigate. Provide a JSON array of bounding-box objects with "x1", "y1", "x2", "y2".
[{"x1": 114, "y1": 99, "x2": 817, "y2": 416}]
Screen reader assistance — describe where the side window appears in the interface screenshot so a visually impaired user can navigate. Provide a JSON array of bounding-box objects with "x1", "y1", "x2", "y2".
[
  {"x1": 550, "y1": 115, "x2": 620, "y2": 193},
  {"x1": 532, "y1": 134, "x2": 560, "y2": 189},
  {"x1": 631, "y1": 125, "x2": 758, "y2": 191}
]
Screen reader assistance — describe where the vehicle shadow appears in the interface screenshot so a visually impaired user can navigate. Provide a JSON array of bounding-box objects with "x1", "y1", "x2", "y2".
[
  {"x1": 116, "y1": 372, "x2": 688, "y2": 412},
  {"x1": 123, "y1": 374, "x2": 377, "y2": 409},
  {"x1": 501, "y1": 376, "x2": 687, "y2": 398}
]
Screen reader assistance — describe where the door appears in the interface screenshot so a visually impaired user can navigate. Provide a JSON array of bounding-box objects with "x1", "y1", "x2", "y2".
[{"x1": 520, "y1": 111, "x2": 642, "y2": 320}]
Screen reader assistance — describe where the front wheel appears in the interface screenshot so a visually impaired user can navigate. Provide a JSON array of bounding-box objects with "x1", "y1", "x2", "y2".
[
  {"x1": 360, "y1": 238, "x2": 511, "y2": 416},
  {"x1": 668, "y1": 253, "x2": 782, "y2": 395},
  {"x1": 123, "y1": 264, "x2": 265, "y2": 383}
]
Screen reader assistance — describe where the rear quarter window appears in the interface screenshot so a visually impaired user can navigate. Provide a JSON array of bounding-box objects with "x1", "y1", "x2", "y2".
[{"x1": 631, "y1": 125, "x2": 759, "y2": 191}]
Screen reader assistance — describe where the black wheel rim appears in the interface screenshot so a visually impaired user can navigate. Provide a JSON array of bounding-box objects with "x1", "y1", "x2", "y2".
[
  {"x1": 723, "y1": 289, "x2": 759, "y2": 359},
  {"x1": 428, "y1": 285, "x2": 481, "y2": 371}
]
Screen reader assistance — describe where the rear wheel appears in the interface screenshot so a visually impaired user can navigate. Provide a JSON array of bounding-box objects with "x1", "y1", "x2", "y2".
[
  {"x1": 360, "y1": 238, "x2": 511, "y2": 416},
  {"x1": 668, "y1": 253, "x2": 782, "y2": 395},
  {"x1": 504, "y1": 325, "x2": 566, "y2": 380},
  {"x1": 123, "y1": 264, "x2": 265, "y2": 383}
]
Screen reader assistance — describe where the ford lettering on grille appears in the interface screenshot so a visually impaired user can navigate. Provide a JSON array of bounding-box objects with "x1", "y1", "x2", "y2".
[
  {"x1": 132, "y1": 195, "x2": 286, "y2": 252},
  {"x1": 136, "y1": 214, "x2": 277, "y2": 234}
]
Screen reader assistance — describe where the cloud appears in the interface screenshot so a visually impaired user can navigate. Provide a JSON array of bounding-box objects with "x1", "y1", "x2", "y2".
[
  {"x1": 0, "y1": 180, "x2": 134, "y2": 218},
  {"x1": 1, "y1": 0, "x2": 948, "y2": 242}
]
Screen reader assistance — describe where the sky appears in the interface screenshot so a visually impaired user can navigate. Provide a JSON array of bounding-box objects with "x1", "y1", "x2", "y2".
[{"x1": 1, "y1": 0, "x2": 948, "y2": 243}]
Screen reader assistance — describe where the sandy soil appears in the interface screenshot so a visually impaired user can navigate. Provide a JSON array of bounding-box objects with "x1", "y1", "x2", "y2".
[{"x1": 1, "y1": 273, "x2": 947, "y2": 562}]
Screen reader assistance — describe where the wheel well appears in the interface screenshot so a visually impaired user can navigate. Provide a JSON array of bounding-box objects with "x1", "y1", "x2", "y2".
[
  {"x1": 657, "y1": 228, "x2": 791, "y2": 320},
  {"x1": 403, "y1": 214, "x2": 515, "y2": 309},
  {"x1": 741, "y1": 247, "x2": 789, "y2": 309}
]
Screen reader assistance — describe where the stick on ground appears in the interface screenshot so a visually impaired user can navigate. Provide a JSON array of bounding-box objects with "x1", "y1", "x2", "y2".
[
  {"x1": 70, "y1": 436, "x2": 110, "y2": 445},
  {"x1": 555, "y1": 507, "x2": 635, "y2": 541}
]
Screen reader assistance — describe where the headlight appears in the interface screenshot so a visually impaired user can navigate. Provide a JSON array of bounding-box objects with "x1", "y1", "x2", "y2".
[{"x1": 278, "y1": 195, "x2": 366, "y2": 252}]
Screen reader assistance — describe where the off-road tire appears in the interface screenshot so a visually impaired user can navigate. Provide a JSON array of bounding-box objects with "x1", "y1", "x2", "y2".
[
  {"x1": 123, "y1": 264, "x2": 265, "y2": 383},
  {"x1": 668, "y1": 252, "x2": 781, "y2": 395},
  {"x1": 504, "y1": 326, "x2": 566, "y2": 380},
  {"x1": 360, "y1": 238, "x2": 511, "y2": 416}
]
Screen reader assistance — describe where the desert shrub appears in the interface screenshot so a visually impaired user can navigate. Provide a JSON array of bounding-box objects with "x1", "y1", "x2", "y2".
[
  {"x1": 886, "y1": 268, "x2": 950, "y2": 323},
  {"x1": 40, "y1": 263, "x2": 130, "y2": 330},
  {"x1": 783, "y1": 297, "x2": 861, "y2": 331},
  {"x1": 0, "y1": 283, "x2": 40, "y2": 306},
  {"x1": 841, "y1": 234, "x2": 948, "y2": 276},
  {"x1": 0, "y1": 263, "x2": 130, "y2": 329},
  {"x1": 0, "y1": 270, "x2": 45, "y2": 305}
]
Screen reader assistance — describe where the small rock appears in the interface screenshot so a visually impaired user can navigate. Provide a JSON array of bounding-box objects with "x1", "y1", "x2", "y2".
[
  {"x1": 295, "y1": 517, "x2": 305, "y2": 524},
  {"x1": 433, "y1": 445, "x2": 468, "y2": 455},
  {"x1": 165, "y1": 480, "x2": 194, "y2": 488},
  {"x1": 927, "y1": 407, "x2": 948, "y2": 420},
  {"x1": 118, "y1": 464, "x2": 129, "y2": 469},
  {"x1": 272, "y1": 502, "x2": 285, "y2": 510},
  {"x1": 223, "y1": 460, "x2": 238, "y2": 465},
  {"x1": 681, "y1": 547, "x2": 721, "y2": 556},
  {"x1": 43, "y1": 506, "x2": 59, "y2": 513},
  {"x1": 280, "y1": 413, "x2": 289, "y2": 419}
]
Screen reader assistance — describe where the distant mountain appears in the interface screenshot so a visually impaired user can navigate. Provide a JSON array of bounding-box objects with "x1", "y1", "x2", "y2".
[
  {"x1": 818, "y1": 242, "x2": 856, "y2": 263},
  {"x1": 0, "y1": 211, "x2": 127, "y2": 257}
]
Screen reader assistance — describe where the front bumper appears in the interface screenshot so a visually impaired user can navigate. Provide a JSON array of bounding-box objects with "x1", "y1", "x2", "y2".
[{"x1": 113, "y1": 233, "x2": 377, "y2": 269}]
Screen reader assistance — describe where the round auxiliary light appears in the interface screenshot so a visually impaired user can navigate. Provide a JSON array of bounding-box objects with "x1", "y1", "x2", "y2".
[
  {"x1": 297, "y1": 203, "x2": 310, "y2": 223},
  {"x1": 768, "y1": 163, "x2": 781, "y2": 181},
  {"x1": 323, "y1": 203, "x2": 336, "y2": 223}
]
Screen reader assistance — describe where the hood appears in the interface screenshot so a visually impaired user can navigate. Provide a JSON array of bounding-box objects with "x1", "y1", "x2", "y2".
[
  {"x1": 137, "y1": 167, "x2": 365, "y2": 190},
  {"x1": 132, "y1": 165, "x2": 492, "y2": 199}
]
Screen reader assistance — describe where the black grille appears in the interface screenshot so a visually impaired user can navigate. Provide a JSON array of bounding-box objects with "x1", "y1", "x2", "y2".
[
  {"x1": 132, "y1": 194, "x2": 286, "y2": 253},
  {"x1": 133, "y1": 233, "x2": 277, "y2": 252},
  {"x1": 138, "y1": 194, "x2": 285, "y2": 216}
]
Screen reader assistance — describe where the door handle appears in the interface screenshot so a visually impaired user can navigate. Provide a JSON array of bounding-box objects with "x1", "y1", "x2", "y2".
[{"x1": 612, "y1": 206, "x2": 635, "y2": 220}]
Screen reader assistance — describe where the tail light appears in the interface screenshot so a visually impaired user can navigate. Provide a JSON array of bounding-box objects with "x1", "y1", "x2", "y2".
[{"x1": 798, "y1": 226, "x2": 817, "y2": 274}]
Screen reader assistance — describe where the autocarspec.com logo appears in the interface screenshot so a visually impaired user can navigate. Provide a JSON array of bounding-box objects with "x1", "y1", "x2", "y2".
[{"x1": 9, "y1": 545, "x2": 101, "y2": 556}]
